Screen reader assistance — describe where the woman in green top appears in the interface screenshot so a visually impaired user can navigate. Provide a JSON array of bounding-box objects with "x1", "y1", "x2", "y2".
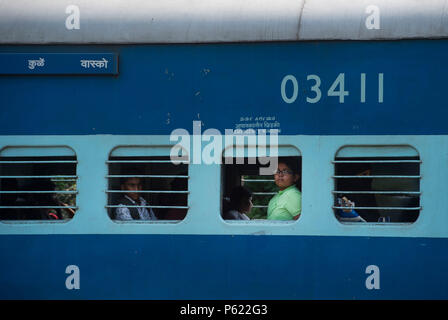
[{"x1": 267, "y1": 159, "x2": 302, "y2": 220}]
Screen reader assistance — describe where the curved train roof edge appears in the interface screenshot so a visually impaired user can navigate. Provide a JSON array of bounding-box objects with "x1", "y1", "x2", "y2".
[{"x1": 1, "y1": 0, "x2": 448, "y2": 44}]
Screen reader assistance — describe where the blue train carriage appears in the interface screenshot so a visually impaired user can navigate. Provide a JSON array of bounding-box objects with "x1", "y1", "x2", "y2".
[{"x1": 0, "y1": 0, "x2": 447, "y2": 299}]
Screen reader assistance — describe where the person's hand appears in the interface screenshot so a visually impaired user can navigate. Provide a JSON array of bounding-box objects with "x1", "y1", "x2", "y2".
[
  {"x1": 60, "y1": 202, "x2": 75, "y2": 218},
  {"x1": 341, "y1": 196, "x2": 355, "y2": 213}
]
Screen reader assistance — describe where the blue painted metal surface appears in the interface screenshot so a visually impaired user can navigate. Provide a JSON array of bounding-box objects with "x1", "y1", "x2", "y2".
[
  {"x1": 0, "y1": 234, "x2": 446, "y2": 299},
  {"x1": 0, "y1": 40, "x2": 447, "y2": 135},
  {"x1": 1, "y1": 39, "x2": 447, "y2": 300}
]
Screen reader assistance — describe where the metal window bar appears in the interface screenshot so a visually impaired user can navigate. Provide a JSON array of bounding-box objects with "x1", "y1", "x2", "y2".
[
  {"x1": 0, "y1": 175, "x2": 78, "y2": 179},
  {"x1": 333, "y1": 175, "x2": 421, "y2": 179},
  {"x1": 107, "y1": 160, "x2": 188, "y2": 164},
  {"x1": 241, "y1": 178, "x2": 276, "y2": 209},
  {"x1": 106, "y1": 205, "x2": 189, "y2": 209},
  {"x1": 332, "y1": 160, "x2": 421, "y2": 164},
  {"x1": 106, "y1": 190, "x2": 188, "y2": 194},
  {"x1": 252, "y1": 192, "x2": 277, "y2": 195},
  {"x1": 0, "y1": 190, "x2": 77, "y2": 194},
  {"x1": 106, "y1": 175, "x2": 189, "y2": 178},
  {"x1": 332, "y1": 191, "x2": 420, "y2": 195},
  {"x1": 0, "y1": 160, "x2": 78, "y2": 164},
  {"x1": 0, "y1": 206, "x2": 78, "y2": 209},
  {"x1": 333, "y1": 206, "x2": 421, "y2": 211}
]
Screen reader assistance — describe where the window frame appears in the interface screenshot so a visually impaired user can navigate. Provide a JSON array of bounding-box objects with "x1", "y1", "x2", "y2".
[
  {"x1": 106, "y1": 146, "x2": 190, "y2": 223},
  {"x1": 221, "y1": 144, "x2": 302, "y2": 223},
  {"x1": 332, "y1": 144, "x2": 421, "y2": 225},
  {"x1": 0, "y1": 146, "x2": 78, "y2": 224}
]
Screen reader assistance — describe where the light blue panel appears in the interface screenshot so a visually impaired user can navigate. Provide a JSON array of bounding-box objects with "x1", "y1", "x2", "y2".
[
  {"x1": 337, "y1": 145, "x2": 419, "y2": 158},
  {"x1": 110, "y1": 145, "x2": 180, "y2": 157},
  {"x1": 223, "y1": 145, "x2": 300, "y2": 157},
  {"x1": 0, "y1": 134, "x2": 446, "y2": 239},
  {"x1": 0, "y1": 146, "x2": 75, "y2": 157}
]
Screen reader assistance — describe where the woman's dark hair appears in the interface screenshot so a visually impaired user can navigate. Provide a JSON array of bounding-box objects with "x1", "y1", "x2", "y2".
[
  {"x1": 277, "y1": 157, "x2": 301, "y2": 191},
  {"x1": 229, "y1": 186, "x2": 252, "y2": 211}
]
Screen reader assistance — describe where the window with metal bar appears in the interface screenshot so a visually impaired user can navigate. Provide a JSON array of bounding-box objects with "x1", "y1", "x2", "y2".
[
  {"x1": 333, "y1": 146, "x2": 421, "y2": 223},
  {"x1": 241, "y1": 174, "x2": 277, "y2": 219},
  {"x1": 0, "y1": 147, "x2": 78, "y2": 221},
  {"x1": 106, "y1": 151, "x2": 189, "y2": 221},
  {"x1": 222, "y1": 153, "x2": 301, "y2": 220}
]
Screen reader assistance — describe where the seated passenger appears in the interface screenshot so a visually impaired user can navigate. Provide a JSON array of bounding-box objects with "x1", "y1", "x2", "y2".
[
  {"x1": 224, "y1": 186, "x2": 252, "y2": 220},
  {"x1": 267, "y1": 160, "x2": 302, "y2": 220},
  {"x1": 115, "y1": 177, "x2": 157, "y2": 220}
]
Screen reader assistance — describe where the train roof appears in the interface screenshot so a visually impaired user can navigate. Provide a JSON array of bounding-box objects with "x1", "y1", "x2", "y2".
[{"x1": 1, "y1": 0, "x2": 448, "y2": 44}]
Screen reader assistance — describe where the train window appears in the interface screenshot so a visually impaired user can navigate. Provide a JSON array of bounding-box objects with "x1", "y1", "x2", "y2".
[
  {"x1": 106, "y1": 147, "x2": 189, "y2": 222},
  {"x1": 0, "y1": 147, "x2": 78, "y2": 221},
  {"x1": 333, "y1": 146, "x2": 421, "y2": 223},
  {"x1": 222, "y1": 145, "x2": 301, "y2": 221}
]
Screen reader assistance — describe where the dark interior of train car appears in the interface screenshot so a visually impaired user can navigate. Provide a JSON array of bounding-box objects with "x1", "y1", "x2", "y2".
[
  {"x1": 107, "y1": 156, "x2": 189, "y2": 220},
  {"x1": 334, "y1": 156, "x2": 420, "y2": 223},
  {"x1": 0, "y1": 156, "x2": 77, "y2": 220}
]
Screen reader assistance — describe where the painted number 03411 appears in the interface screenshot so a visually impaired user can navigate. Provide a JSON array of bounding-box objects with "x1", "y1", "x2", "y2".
[{"x1": 280, "y1": 73, "x2": 384, "y2": 104}]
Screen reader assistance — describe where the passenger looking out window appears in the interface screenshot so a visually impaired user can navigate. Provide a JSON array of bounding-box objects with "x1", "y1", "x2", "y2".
[
  {"x1": 115, "y1": 177, "x2": 157, "y2": 220},
  {"x1": 267, "y1": 159, "x2": 302, "y2": 220}
]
